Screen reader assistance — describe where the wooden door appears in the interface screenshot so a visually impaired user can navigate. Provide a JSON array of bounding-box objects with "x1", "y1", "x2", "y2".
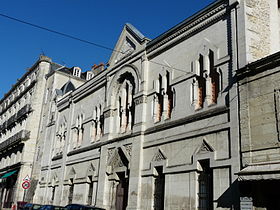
[{"x1": 115, "y1": 177, "x2": 128, "y2": 210}]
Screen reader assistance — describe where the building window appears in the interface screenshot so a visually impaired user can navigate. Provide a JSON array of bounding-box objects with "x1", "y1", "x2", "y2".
[
  {"x1": 68, "y1": 179, "x2": 74, "y2": 204},
  {"x1": 55, "y1": 123, "x2": 66, "y2": 155},
  {"x1": 154, "y1": 72, "x2": 173, "y2": 122},
  {"x1": 165, "y1": 72, "x2": 173, "y2": 119},
  {"x1": 92, "y1": 105, "x2": 104, "y2": 142},
  {"x1": 73, "y1": 115, "x2": 83, "y2": 148},
  {"x1": 209, "y1": 50, "x2": 219, "y2": 104},
  {"x1": 154, "y1": 167, "x2": 165, "y2": 210},
  {"x1": 193, "y1": 50, "x2": 219, "y2": 109},
  {"x1": 197, "y1": 55, "x2": 206, "y2": 109},
  {"x1": 73, "y1": 67, "x2": 81, "y2": 77},
  {"x1": 86, "y1": 72, "x2": 93, "y2": 80},
  {"x1": 51, "y1": 186, "x2": 56, "y2": 203},
  {"x1": 118, "y1": 81, "x2": 133, "y2": 133},
  {"x1": 198, "y1": 160, "x2": 213, "y2": 210},
  {"x1": 155, "y1": 75, "x2": 163, "y2": 122},
  {"x1": 87, "y1": 176, "x2": 93, "y2": 205}
]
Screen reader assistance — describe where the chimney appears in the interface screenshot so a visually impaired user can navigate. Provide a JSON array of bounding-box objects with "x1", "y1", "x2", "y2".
[{"x1": 91, "y1": 63, "x2": 105, "y2": 74}]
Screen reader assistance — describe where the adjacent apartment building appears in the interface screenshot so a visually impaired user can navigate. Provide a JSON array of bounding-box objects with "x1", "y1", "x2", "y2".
[
  {"x1": 237, "y1": 52, "x2": 280, "y2": 209},
  {"x1": 0, "y1": 56, "x2": 92, "y2": 208},
  {"x1": 0, "y1": 0, "x2": 279, "y2": 209}
]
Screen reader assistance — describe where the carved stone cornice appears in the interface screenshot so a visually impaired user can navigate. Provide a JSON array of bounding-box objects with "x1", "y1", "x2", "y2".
[{"x1": 147, "y1": 2, "x2": 228, "y2": 54}]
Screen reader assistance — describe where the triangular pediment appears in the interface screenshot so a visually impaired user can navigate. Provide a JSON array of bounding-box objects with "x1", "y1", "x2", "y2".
[
  {"x1": 68, "y1": 167, "x2": 76, "y2": 177},
  {"x1": 87, "y1": 163, "x2": 95, "y2": 175},
  {"x1": 152, "y1": 148, "x2": 167, "y2": 162},
  {"x1": 108, "y1": 23, "x2": 148, "y2": 66},
  {"x1": 196, "y1": 140, "x2": 214, "y2": 155},
  {"x1": 108, "y1": 148, "x2": 129, "y2": 169}
]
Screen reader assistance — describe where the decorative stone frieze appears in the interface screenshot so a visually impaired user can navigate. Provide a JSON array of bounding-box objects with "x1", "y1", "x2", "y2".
[
  {"x1": 147, "y1": 2, "x2": 227, "y2": 52},
  {"x1": 103, "y1": 109, "x2": 116, "y2": 118},
  {"x1": 124, "y1": 144, "x2": 132, "y2": 157},
  {"x1": 134, "y1": 96, "x2": 147, "y2": 105}
]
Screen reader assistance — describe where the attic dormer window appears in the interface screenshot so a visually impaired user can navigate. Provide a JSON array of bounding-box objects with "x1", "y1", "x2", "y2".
[
  {"x1": 86, "y1": 72, "x2": 93, "y2": 81},
  {"x1": 73, "y1": 67, "x2": 81, "y2": 77}
]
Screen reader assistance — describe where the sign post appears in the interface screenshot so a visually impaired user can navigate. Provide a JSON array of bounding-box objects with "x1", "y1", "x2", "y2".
[{"x1": 22, "y1": 175, "x2": 31, "y2": 202}]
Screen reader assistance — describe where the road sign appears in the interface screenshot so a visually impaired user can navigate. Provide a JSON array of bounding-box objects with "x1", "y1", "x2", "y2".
[
  {"x1": 23, "y1": 175, "x2": 31, "y2": 182},
  {"x1": 22, "y1": 181, "x2": 31, "y2": 190}
]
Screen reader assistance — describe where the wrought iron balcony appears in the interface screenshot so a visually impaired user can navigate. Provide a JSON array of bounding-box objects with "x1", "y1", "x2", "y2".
[
  {"x1": 17, "y1": 104, "x2": 32, "y2": 121},
  {"x1": 0, "y1": 104, "x2": 32, "y2": 133},
  {"x1": 0, "y1": 130, "x2": 30, "y2": 152},
  {"x1": 6, "y1": 114, "x2": 17, "y2": 128},
  {"x1": 0, "y1": 122, "x2": 7, "y2": 133}
]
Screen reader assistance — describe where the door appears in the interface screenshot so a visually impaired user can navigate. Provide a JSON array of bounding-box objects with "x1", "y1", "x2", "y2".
[
  {"x1": 154, "y1": 167, "x2": 165, "y2": 210},
  {"x1": 115, "y1": 174, "x2": 128, "y2": 210}
]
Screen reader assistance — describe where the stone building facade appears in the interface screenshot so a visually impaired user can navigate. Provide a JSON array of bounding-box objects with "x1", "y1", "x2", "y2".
[
  {"x1": 34, "y1": 0, "x2": 248, "y2": 209},
  {"x1": 237, "y1": 52, "x2": 280, "y2": 209},
  {"x1": 1, "y1": 0, "x2": 280, "y2": 209}
]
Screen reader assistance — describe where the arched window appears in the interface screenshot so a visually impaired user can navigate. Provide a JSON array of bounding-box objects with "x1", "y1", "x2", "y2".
[
  {"x1": 192, "y1": 50, "x2": 219, "y2": 109},
  {"x1": 155, "y1": 75, "x2": 163, "y2": 122},
  {"x1": 91, "y1": 105, "x2": 104, "y2": 142},
  {"x1": 166, "y1": 72, "x2": 173, "y2": 119},
  {"x1": 118, "y1": 79, "x2": 134, "y2": 133},
  {"x1": 73, "y1": 114, "x2": 83, "y2": 149},
  {"x1": 197, "y1": 54, "x2": 206, "y2": 108},
  {"x1": 154, "y1": 72, "x2": 173, "y2": 122},
  {"x1": 209, "y1": 50, "x2": 219, "y2": 104}
]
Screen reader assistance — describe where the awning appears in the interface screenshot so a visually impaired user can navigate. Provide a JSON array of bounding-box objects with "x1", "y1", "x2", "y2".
[
  {"x1": 0, "y1": 170, "x2": 17, "y2": 179},
  {"x1": 237, "y1": 162, "x2": 280, "y2": 181}
]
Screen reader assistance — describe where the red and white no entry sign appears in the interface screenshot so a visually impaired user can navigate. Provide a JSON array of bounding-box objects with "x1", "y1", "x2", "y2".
[{"x1": 22, "y1": 181, "x2": 31, "y2": 189}]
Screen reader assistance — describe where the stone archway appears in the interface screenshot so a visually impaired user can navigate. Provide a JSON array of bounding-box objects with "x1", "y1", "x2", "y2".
[{"x1": 107, "y1": 147, "x2": 131, "y2": 210}]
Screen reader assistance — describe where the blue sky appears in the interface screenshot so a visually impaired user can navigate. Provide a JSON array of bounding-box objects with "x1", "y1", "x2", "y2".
[{"x1": 0, "y1": 0, "x2": 216, "y2": 98}]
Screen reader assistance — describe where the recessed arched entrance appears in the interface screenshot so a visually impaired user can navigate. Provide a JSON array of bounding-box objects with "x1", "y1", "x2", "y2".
[
  {"x1": 115, "y1": 172, "x2": 129, "y2": 210},
  {"x1": 107, "y1": 146, "x2": 131, "y2": 210}
]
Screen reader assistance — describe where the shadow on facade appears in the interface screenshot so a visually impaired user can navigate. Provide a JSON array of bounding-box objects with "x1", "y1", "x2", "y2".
[{"x1": 216, "y1": 180, "x2": 240, "y2": 210}]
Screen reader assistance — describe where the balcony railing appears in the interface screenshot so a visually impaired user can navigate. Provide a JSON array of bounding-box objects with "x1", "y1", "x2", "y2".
[
  {"x1": 0, "y1": 104, "x2": 32, "y2": 133},
  {"x1": 17, "y1": 104, "x2": 32, "y2": 121},
  {"x1": 6, "y1": 114, "x2": 17, "y2": 128},
  {"x1": 0, "y1": 130, "x2": 30, "y2": 152}
]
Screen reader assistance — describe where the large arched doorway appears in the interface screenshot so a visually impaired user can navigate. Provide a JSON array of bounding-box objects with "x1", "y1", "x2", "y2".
[{"x1": 107, "y1": 146, "x2": 131, "y2": 210}]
